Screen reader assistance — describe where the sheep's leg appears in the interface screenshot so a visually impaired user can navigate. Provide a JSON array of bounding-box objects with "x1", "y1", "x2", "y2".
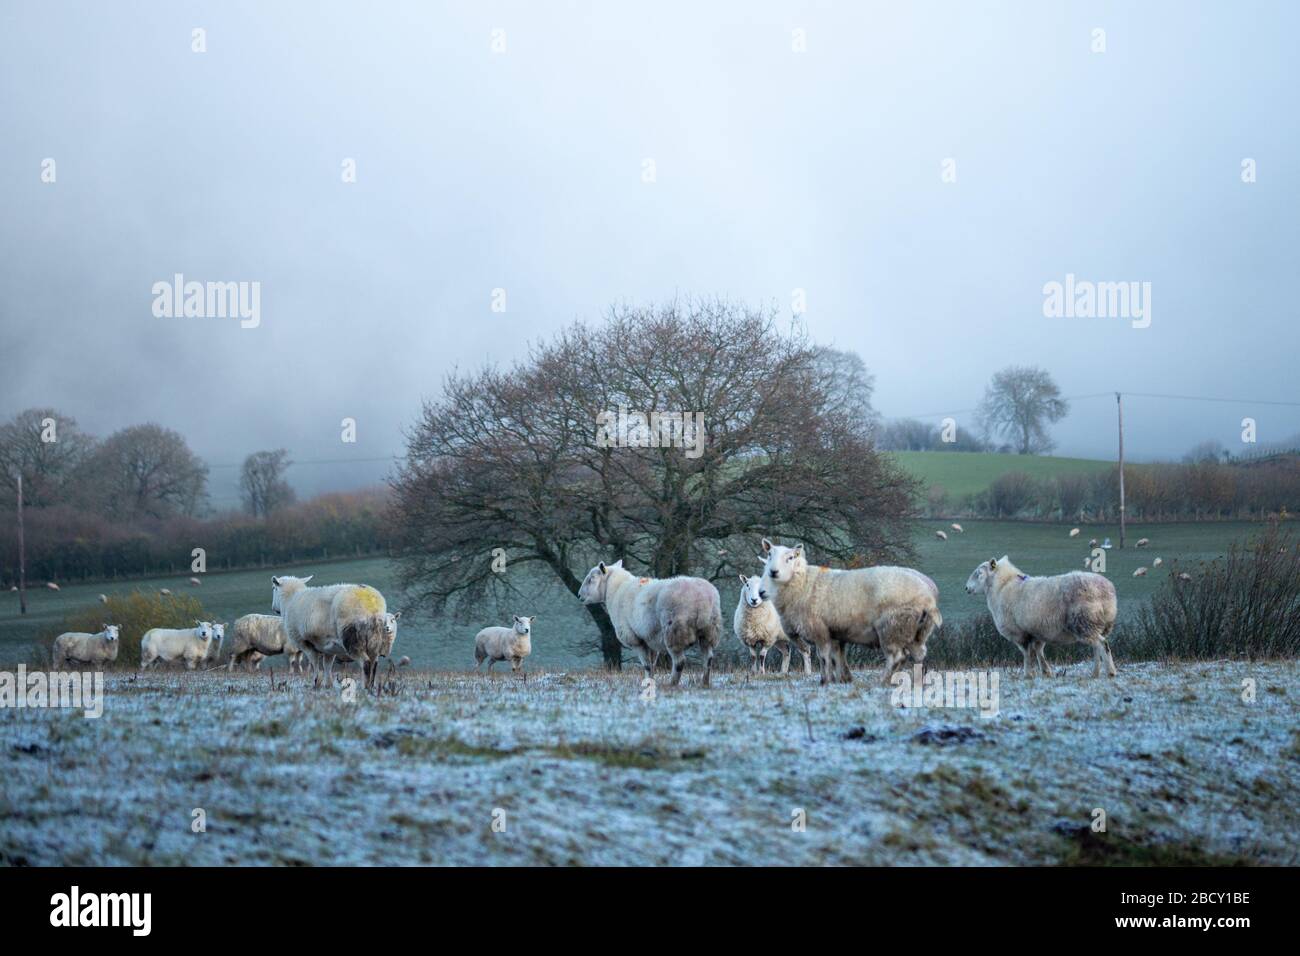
[
  {"x1": 749, "y1": 646, "x2": 759, "y2": 672},
  {"x1": 700, "y1": 643, "x2": 713, "y2": 688},
  {"x1": 1019, "y1": 640, "x2": 1035, "y2": 678},
  {"x1": 1034, "y1": 642, "x2": 1054, "y2": 676},
  {"x1": 880, "y1": 647, "x2": 907, "y2": 687},
  {"x1": 1101, "y1": 637, "x2": 1117, "y2": 677},
  {"x1": 806, "y1": 626, "x2": 832, "y2": 686},
  {"x1": 834, "y1": 641, "x2": 853, "y2": 683},
  {"x1": 779, "y1": 643, "x2": 791, "y2": 674},
  {"x1": 796, "y1": 637, "x2": 814, "y2": 675},
  {"x1": 635, "y1": 645, "x2": 656, "y2": 679},
  {"x1": 758, "y1": 647, "x2": 767, "y2": 674},
  {"x1": 669, "y1": 652, "x2": 685, "y2": 686},
  {"x1": 486, "y1": 658, "x2": 494, "y2": 674}
]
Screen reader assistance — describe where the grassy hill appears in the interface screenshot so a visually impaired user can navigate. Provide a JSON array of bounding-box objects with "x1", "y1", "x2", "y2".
[{"x1": 890, "y1": 450, "x2": 1113, "y2": 499}]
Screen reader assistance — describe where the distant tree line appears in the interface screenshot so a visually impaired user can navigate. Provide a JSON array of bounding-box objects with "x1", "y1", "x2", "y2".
[
  {"x1": 0, "y1": 408, "x2": 389, "y2": 584},
  {"x1": 877, "y1": 365, "x2": 1069, "y2": 454},
  {"x1": 925, "y1": 458, "x2": 1300, "y2": 521}
]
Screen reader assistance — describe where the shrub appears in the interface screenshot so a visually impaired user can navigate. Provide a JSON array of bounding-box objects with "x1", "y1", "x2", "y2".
[
  {"x1": 987, "y1": 471, "x2": 1039, "y2": 517},
  {"x1": 1130, "y1": 526, "x2": 1300, "y2": 660},
  {"x1": 35, "y1": 591, "x2": 207, "y2": 667},
  {"x1": 925, "y1": 613, "x2": 1017, "y2": 667}
]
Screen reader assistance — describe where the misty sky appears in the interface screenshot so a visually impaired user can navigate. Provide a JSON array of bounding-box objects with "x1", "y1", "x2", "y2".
[{"x1": 2, "y1": 1, "x2": 1298, "y2": 508}]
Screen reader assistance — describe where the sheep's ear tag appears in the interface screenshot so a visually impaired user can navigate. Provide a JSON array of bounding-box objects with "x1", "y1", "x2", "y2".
[{"x1": 1017, "y1": 573, "x2": 1028, "y2": 582}]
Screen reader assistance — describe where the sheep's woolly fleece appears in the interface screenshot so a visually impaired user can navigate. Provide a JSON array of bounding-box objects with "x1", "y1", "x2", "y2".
[{"x1": 1, "y1": 662, "x2": 1297, "y2": 865}]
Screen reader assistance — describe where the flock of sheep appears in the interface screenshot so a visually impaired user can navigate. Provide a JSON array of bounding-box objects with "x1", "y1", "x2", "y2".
[{"x1": 50, "y1": 533, "x2": 1123, "y2": 687}]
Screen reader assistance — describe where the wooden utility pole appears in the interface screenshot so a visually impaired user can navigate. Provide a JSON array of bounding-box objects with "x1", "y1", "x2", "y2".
[
  {"x1": 1116, "y1": 392, "x2": 1126, "y2": 550},
  {"x1": 16, "y1": 473, "x2": 27, "y2": 614}
]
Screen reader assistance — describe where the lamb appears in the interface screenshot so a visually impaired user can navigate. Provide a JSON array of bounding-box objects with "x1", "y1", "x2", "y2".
[
  {"x1": 1136, "y1": 538, "x2": 1150, "y2": 548},
  {"x1": 964, "y1": 556, "x2": 1117, "y2": 678},
  {"x1": 52, "y1": 625, "x2": 120, "y2": 669},
  {"x1": 733, "y1": 574, "x2": 812, "y2": 674},
  {"x1": 270, "y1": 575, "x2": 389, "y2": 687},
  {"x1": 207, "y1": 622, "x2": 226, "y2": 664},
  {"x1": 140, "y1": 621, "x2": 216, "y2": 670},
  {"x1": 760, "y1": 539, "x2": 942, "y2": 686},
  {"x1": 1069, "y1": 528, "x2": 1080, "y2": 537},
  {"x1": 935, "y1": 530, "x2": 948, "y2": 541},
  {"x1": 951, "y1": 523, "x2": 963, "y2": 533},
  {"x1": 1133, "y1": 567, "x2": 1147, "y2": 577},
  {"x1": 474, "y1": 616, "x2": 534, "y2": 673},
  {"x1": 228, "y1": 613, "x2": 305, "y2": 672},
  {"x1": 578, "y1": 560, "x2": 722, "y2": 686}
]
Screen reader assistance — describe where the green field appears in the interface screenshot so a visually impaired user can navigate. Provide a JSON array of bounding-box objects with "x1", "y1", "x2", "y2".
[
  {"x1": 0, "y1": 520, "x2": 1268, "y2": 669},
  {"x1": 891, "y1": 450, "x2": 1113, "y2": 499}
]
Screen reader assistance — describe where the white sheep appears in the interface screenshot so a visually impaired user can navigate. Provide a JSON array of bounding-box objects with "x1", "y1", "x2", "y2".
[
  {"x1": 964, "y1": 556, "x2": 1117, "y2": 678},
  {"x1": 733, "y1": 574, "x2": 812, "y2": 675},
  {"x1": 140, "y1": 622, "x2": 216, "y2": 670},
  {"x1": 578, "y1": 561, "x2": 722, "y2": 686},
  {"x1": 760, "y1": 539, "x2": 942, "y2": 686},
  {"x1": 1133, "y1": 567, "x2": 1147, "y2": 577},
  {"x1": 935, "y1": 530, "x2": 948, "y2": 541},
  {"x1": 98, "y1": 594, "x2": 108, "y2": 604},
  {"x1": 270, "y1": 575, "x2": 389, "y2": 688},
  {"x1": 474, "y1": 615, "x2": 534, "y2": 673},
  {"x1": 228, "y1": 613, "x2": 303, "y2": 672},
  {"x1": 1136, "y1": 538, "x2": 1150, "y2": 548},
  {"x1": 52, "y1": 625, "x2": 120, "y2": 669},
  {"x1": 46, "y1": 582, "x2": 59, "y2": 591},
  {"x1": 951, "y1": 523, "x2": 963, "y2": 533},
  {"x1": 1069, "y1": 528, "x2": 1080, "y2": 538},
  {"x1": 189, "y1": 577, "x2": 202, "y2": 586},
  {"x1": 318, "y1": 610, "x2": 402, "y2": 685},
  {"x1": 1152, "y1": 557, "x2": 1163, "y2": 567}
]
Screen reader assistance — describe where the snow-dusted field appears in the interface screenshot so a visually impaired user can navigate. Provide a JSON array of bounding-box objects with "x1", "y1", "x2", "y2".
[{"x1": 2, "y1": 661, "x2": 1298, "y2": 866}]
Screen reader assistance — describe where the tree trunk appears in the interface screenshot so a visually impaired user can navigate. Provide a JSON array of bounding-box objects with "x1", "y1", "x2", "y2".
[{"x1": 577, "y1": 603, "x2": 621, "y2": 669}]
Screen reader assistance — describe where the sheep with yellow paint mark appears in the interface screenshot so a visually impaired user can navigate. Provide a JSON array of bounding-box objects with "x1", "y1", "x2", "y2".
[{"x1": 271, "y1": 575, "x2": 391, "y2": 688}]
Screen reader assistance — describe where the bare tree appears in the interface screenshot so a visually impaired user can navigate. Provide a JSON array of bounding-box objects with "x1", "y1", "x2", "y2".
[
  {"x1": 877, "y1": 418, "x2": 938, "y2": 451},
  {"x1": 811, "y1": 346, "x2": 877, "y2": 427},
  {"x1": 390, "y1": 300, "x2": 919, "y2": 668},
  {"x1": 90, "y1": 424, "x2": 209, "y2": 520},
  {"x1": 977, "y1": 365, "x2": 1068, "y2": 454},
  {"x1": 0, "y1": 408, "x2": 98, "y2": 509},
  {"x1": 240, "y1": 449, "x2": 296, "y2": 517}
]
